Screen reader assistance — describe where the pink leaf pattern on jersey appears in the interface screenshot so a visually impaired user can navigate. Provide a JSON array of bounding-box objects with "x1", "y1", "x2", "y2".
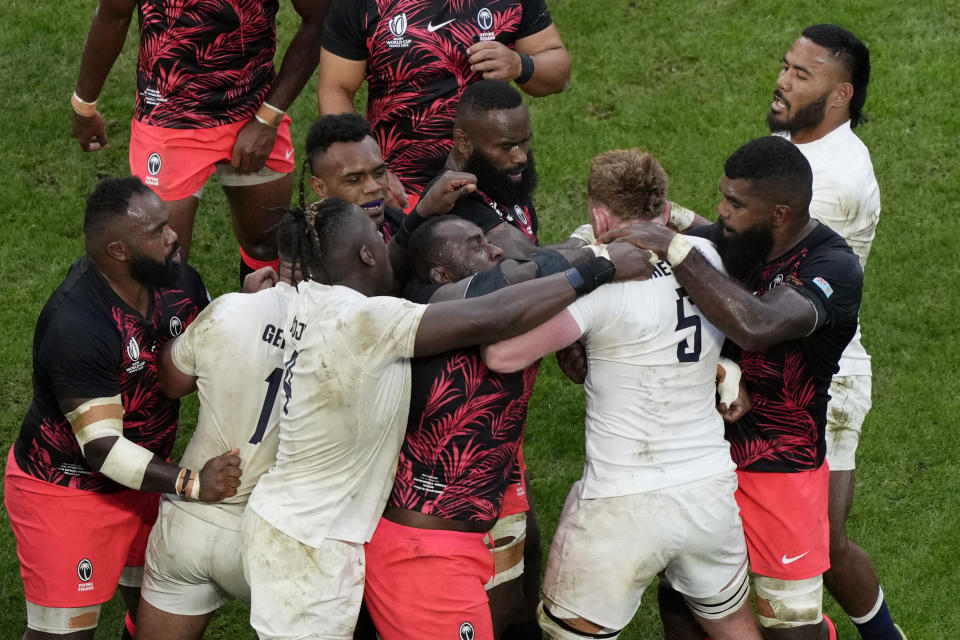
[
  {"x1": 363, "y1": 0, "x2": 527, "y2": 192},
  {"x1": 136, "y1": 0, "x2": 278, "y2": 128},
  {"x1": 390, "y1": 349, "x2": 538, "y2": 521}
]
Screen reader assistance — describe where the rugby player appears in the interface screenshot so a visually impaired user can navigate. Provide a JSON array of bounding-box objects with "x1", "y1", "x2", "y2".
[
  {"x1": 317, "y1": 0, "x2": 569, "y2": 209},
  {"x1": 484, "y1": 149, "x2": 762, "y2": 640},
  {"x1": 133, "y1": 210, "x2": 308, "y2": 640},
  {"x1": 240, "y1": 197, "x2": 654, "y2": 640},
  {"x1": 614, "y1": 136, "x2": 863, "y2": 639},
  {"x1": 5, "y1": 177, "x2": 241, "y2": 640},
  {"x1": 765, "y1": 25, "x2": 902, "y2": 640},
  {"x1": 70, "y1": 0, "x2": 330, "y2": 280}
]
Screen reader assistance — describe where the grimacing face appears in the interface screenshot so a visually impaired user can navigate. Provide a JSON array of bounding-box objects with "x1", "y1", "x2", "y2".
[{"x1": 767, "y1": 36, "x2": 846, "y2": 135}]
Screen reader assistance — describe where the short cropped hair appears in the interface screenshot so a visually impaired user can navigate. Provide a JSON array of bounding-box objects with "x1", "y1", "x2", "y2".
[
  {"x1": 724, "y1": 136, "x2": 813, "y2": 210},
  {"x1": 406, "y1": 216, "x2": 462, "y2": 282},
  {"x1": 305, "y1": 113, "x2": 373, "y2": 167},
  {"x1": 454, "y1": 80, "x2": 524, "y2": 128},
  {"x1": 802, "y1": 24, "x2": 871, "y2": 128},
  {"x1": 83, "y1": 177, "x2": 153, "y2": 236},
  {"x1": 588, "y1": 149, "x2": 668, "y2": 221}
]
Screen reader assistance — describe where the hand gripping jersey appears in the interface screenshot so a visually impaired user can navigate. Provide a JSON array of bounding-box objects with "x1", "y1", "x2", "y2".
[
  {"x1": 695, "y1": 223, "x2": 864, "y2": 472},
  {"x1": 14, "y1": 257, "x2": 208, "y2": 493},
  {"x1": 166, "y1": 283, "x2": 297, "y2": 529},
  {"x1": 322, "y1": 0, "x2": 553, "y2": 192},
  {"x1": 135, "y1": 0, "x2": 280, "y2": 128}
]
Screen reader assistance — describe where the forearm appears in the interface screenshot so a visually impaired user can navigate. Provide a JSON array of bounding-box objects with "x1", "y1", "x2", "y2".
[
  {"x1": 517, "y1": 46, "x2": 571, "y2": 96},
  {"x1": 83, "y1": 436, "x2": 192, "y2": 495},
  {"x1": 262, "y1": 8, "x2": 329, "y2": 110},
  {"x1": 669, "y1": 248, "x2": 780, "y2": 351},
  {"x1": 74, "y1": 2, "x2": 135, "y2": 101}
]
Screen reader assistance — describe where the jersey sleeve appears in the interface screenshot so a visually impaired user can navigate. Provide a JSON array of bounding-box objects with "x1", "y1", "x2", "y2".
[
  {"x1": 38, "y1": 312, "x2": 120, "y2": 401},
  {"x1": 170, "y1": 325, "x2": 199, "y2": 378},
  {"x1": 450, "y1": 197, "x2": 504, "y2": 234},
  {"x1": 351, "y1": 296, "x2": 428, "y2": 361},
  {"x1": 180, "y1": 263, "x2": 211, "y2": 311},
  {"x1": 322, "y1": 0, "x2": 373, "y2": 61},
  {"x1": 783, "y1": 242, "x2": 863, "y2": 333},
  {"x1": 518, "y1": 0, "x2": 554, "y2": 38},
  {"x1": 566, "y1": 286, "x2": 615, "y2": 339}
]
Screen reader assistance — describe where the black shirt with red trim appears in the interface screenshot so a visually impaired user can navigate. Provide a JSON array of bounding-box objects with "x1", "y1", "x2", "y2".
[
  {"x1": 14, "y1": 257, "x2": 209, "y2": 493},
  {"x1": 448, "y1": 187, "x2": 538, "y2": 243},
  {"x1": 135, "y1": 0, "x2": 280, "y2": 128},
  {"x1": 693, "y1": 222, "x2": 863, "y2": 472},
  {"x1": 322, "y1": 0, "x2": 553, "y2": 193}
]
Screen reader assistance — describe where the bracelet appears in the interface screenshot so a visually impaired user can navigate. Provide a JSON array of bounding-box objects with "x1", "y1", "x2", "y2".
[
  {"x1": 564, "y1": 256, "x2": 616, "y2": 295},
  {"x1": 516, "y1": 53, "x2": 535, "y2": 84},
  {"x1": 188, "y1": 472, "x2": 201, "y2": 500},
  {"x1": 71, "y1": 91, "x2": 97, "y2": 117},
  {"x1": 255, "y1": 102, "x2": 284, "y2": 127},
  {"x1": 666, "y1": 234, "x2": 694, "y2": 266},
  {"x1": 175, "y1": 468, "x2": 190, "y2": 496}
]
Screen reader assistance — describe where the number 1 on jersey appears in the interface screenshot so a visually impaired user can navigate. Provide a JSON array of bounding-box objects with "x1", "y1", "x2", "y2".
[{"x1": 249, "y1": 368, "x2": 282, "y2": 444}]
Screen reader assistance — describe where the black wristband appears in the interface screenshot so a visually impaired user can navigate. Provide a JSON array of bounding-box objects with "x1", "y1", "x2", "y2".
[
  {"x1": 530, "y1": 249, "x2": 572, "y2": 277},
  {"x1": 565, "y1": 257, "x2": 615, "y2": 295},
  {"x1": 394, "y1": 210, "x2": 428, "y2": 247},
  {"x1": 516, "y1": 53, "x2": 535, "y2": 84}
]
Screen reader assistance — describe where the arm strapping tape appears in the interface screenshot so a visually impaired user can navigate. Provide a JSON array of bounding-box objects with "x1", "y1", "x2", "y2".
[{"x1": 66, "y1": 395, "x2": 155, "y2": 490}]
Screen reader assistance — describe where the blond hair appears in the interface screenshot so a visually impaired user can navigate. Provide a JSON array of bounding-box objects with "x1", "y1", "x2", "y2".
[{"x1": 587, "y1": 149, "x2": 668, "y2": 221}]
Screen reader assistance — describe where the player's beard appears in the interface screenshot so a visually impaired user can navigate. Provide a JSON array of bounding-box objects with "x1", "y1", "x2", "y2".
[
  {"x1": 714, "y1": 221, "x2": 775, "y2": 281},
  {"x1": 464, "y1": 148, "x2": 538, "y2": 205},
  {"x1": 130, "y1": 241, "x2": 182, "y2": 287},
  {"x1": 767, "y1": 90, "x2": 829, "y2": 136}
]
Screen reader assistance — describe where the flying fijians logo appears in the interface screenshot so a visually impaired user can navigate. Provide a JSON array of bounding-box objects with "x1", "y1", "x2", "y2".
[
  {"x1": 77, "y1": 558, "x2": 94, "y2": 592},
  {"x1": 145, "y1": 152, "x2": 161, "y2": 186},
  {"x1": 476, "y1": 8, "x2": 495, "y2": 40},
  {"x1": 169, "y1": 316, "x2": 183, "y2": 337},
  {"x1": 387, "y1": 13, "x2": 411, "y2": 48},
  {"x1": 459, "y1": 622, "x2": 475, "y2": 640}
]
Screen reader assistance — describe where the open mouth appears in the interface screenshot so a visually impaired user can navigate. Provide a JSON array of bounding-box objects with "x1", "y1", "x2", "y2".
[
  {"x1": 771, "y1": 91, "x2": 789, "y2": 113},
  {"x1": 361, "y1": 199, "x2": 384, "y2": 216},
  {"x1": 506, "y1": 168, "x2": 524, "y2": 182}
]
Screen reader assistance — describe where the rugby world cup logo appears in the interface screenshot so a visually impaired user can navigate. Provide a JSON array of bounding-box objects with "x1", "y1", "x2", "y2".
[
  {"x1": 389, "y1": 13, "x2": 408, "y2": 37},
  {"x1": 127, "y1": 337, "x2": 140, "y2": 362}
]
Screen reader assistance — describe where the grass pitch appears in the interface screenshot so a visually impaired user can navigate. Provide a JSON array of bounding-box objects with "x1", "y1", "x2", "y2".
[{"x1": 2, "y1": 0, "x2": 958, "y2": 637}]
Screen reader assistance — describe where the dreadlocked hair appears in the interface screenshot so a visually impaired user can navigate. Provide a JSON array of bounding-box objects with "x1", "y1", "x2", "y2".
[{"x1": 273, "y1": 198, "x2": 360, "y2": 283}]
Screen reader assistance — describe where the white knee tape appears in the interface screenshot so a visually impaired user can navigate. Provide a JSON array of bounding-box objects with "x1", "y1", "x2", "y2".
[
  {"x1": 26, "y1": 601, "x2": 102, "y2": 634},
  {"x1": 684, "y1": 562, "x2": 750, "y2": 620},
  {"x1": 753, "y1": 575, "x2": 823, "y2": 628},
  {"x1": 537, "y1": 601, "x2": 621, "y2": 640}
]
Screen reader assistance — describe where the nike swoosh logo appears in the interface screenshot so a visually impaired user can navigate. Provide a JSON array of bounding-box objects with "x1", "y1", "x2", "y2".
[
  {"x1": 781, "y1": 551, "x2": 809, "y2": 564},
  {"x1": 285, "y1": 149, "x2": 294, "y2": 160},
  {"x1": 427, "y1": 18, "x2": 455, "y2": 32}
]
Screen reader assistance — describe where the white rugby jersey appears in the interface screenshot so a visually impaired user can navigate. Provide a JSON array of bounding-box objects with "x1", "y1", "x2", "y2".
[
  {"x1": 568, "y1": 237, "x2": 735, "y2": 498},
  {"x1": 247, "y1": 281, "x2": 427, "y2": 547},
  {"x1": 168, "y1": 283, "x2": 298, "y2": 530},
  {"x1": 791, "y1": 121, "x2": 880, "y2": 377}
]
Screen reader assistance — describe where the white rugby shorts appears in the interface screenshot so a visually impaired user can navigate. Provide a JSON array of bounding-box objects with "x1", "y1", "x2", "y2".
[
  {"x1": 241, "y1": 509, "x2": 364, "y2": 640},
  {"x1": 825, "y1": 374, "x2": 871, "y2": 471},
  {"x1": 543, "y1": 474, "x2": 748, "y2": 631},
  {"x1": 141, "y1": 497, "x2": 249, "y2": 615}
]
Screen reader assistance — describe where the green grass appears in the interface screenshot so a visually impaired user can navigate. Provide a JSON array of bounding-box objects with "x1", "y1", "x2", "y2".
[{"x1": 2, "y1": 0, "x2": 958, "y2": 637}]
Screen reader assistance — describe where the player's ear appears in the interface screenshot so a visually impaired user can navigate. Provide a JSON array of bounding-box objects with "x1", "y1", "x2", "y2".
[
  {"x1": 309, "y1": 175, "x2": 327, "y2": 198},
  {"x1": 771, "y1": 204, "x2": 790, "y2": 227},
  {"x1": 453, "y1": 128, "x2": 472, "y2": 156},
  {"x1": 359, "y1": 244, "x2": 376, "y2": 267},
  {"x1": 106, "y1": 240, "x2": 129, "y2": 262},
  {"x1": 590, "y1": 204, "x2": 611, "y2": 236},
  {"x1": 831, "y1": 81, "x2": 854, "y2": 110},
  {"x1": 429, "y1": 265, "x2": 455, "y2": 284}
]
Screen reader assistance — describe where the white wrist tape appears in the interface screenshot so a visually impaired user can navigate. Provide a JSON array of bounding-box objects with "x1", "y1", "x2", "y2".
[
  {"x1": 66, "y1": 395, "x2": 154, "y2": 489},
  {"x1": 190, "y1": 472, "x2": 201, "y2": 500},
  {"x1": 666, "y1": 233, "x2": 694, "y2": 266},
  {"x1": 717, "y1": 357, "x2": 742, "y2": 407},
  {"x1": 587, "y1": 243, "x2": 610, "y2": 259},
  {"x1": 569, "y1": 223, "x2": 596, "y2": 245},
  {"x1": 667, "y1": 201, "x2": 696, "y2": 231}
]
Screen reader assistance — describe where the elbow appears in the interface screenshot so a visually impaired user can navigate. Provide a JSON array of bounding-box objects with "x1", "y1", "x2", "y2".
[{"x1": 482, "y1": 344, "x2": 523, "y2": 373}]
